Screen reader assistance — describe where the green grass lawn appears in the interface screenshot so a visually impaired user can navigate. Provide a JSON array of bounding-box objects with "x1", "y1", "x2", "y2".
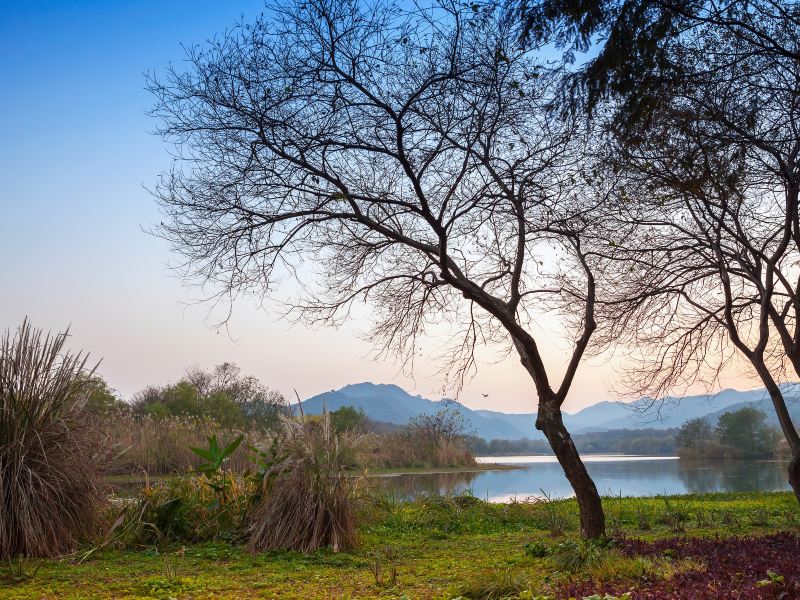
[{"x1": 2, "y1": 492, "x2": 798, "y2": 599}]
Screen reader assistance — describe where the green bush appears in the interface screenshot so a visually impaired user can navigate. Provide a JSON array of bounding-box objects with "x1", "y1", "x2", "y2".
[
  {"x1": 118, "y1": 473, "x2": 250, "y2": 546},
  {"x1": 551, "y1": 538, "x2": 614, "y2": 573}
]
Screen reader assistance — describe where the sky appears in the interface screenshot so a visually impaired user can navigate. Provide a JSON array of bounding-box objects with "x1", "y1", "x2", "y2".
[{"x1": 0, "y1": 1, "x2": 756, "y2": 413}]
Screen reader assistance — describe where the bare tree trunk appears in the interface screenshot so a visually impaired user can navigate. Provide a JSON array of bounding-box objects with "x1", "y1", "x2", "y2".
[
  {"x1": 536, "y1": 399, "x2": 605, "y2": 538},
  {"x1": 789, "y1": 452, "x2": 800, "y2": 504},
  {"x1": 754, "y1": 364, "x2": 800, "y2": 502}
]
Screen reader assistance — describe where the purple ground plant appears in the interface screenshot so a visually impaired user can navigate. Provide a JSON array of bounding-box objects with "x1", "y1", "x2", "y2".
[{"x1": 557, "y1": 532, "x2": 800, "y2": 599}]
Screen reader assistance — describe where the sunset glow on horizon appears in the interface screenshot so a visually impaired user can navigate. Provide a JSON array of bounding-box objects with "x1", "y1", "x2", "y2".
[{"x1": 0, "y1": 0, "x2": 766, "y2": 413}]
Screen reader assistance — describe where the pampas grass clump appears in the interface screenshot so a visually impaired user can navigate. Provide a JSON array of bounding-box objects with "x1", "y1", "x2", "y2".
[
  {"x1": 247, "y1": 413, "x2": 359, "y2": 553},
  {"x1": 0, "y1": 320, "x2": 105, "y2": 559}
]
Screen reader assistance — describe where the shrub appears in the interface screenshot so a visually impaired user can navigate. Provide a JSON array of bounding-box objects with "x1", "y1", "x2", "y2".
[
  {"x1": 247, "y1": 412, "x2": 360, "y2": 553},
  {"x1": 551, "y1": 538, "x2": 614, "y2": 573},
  {"x1": 0, "y1": 320, "x2": 106, "y2": 558},
  {"x1": 118, "y1": 473, "x2": 249, "y2": 546}
]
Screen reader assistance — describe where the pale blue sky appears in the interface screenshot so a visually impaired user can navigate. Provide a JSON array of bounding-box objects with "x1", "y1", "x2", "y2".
[{"x1": 0, "y1": 1, "x2": 710, "y2": 412}]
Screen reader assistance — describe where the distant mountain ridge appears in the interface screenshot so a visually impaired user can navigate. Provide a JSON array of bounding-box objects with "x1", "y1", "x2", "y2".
[{"x1": 298, "y1": 381, "x2": 800, "y2": 441}]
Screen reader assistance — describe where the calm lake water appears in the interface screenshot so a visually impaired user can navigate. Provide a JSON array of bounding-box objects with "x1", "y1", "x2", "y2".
[{"x1": 373, "y1": 455, "x2": 792, "y2": 501}]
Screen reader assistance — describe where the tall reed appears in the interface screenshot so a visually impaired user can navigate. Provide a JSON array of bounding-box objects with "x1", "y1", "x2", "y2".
[
  {"x1": 358, "y1": 431, "x2": 475, "y2": 469},
  {"x1": 247, "y1": 413, "x2": 360, "y2": 553},
  {"x1": 0, "y1": 320, "x2": 105, "y2": 558},
  {"x1": 102, "y1": 413, "x2": 262, "y2": 475}
]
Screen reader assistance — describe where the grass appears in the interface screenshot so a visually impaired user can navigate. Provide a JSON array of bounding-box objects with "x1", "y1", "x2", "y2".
[
  {"x1": 101, "y1": 413, "x2": 266, "y2": 475},
  {"x1": 0, "y1": 320, "x2": 106, "y2": 559},
  {"x1": 1, "y1": 491, "x2": 798, "y2": 599},
  {"x1": 247, "y1": 414, "x2": 360, "y2": 553}
]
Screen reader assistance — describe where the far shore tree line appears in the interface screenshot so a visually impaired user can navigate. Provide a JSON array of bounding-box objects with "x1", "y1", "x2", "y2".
[
  {"x1": 88, "y1": 362, "x2": 790, "y2": 464},
  {"x1": 82, "y1": 363, "x2": 475, "y2": 474},
  {"x1": 676, "y1": 407, "x2": 785, "y2": 460}
]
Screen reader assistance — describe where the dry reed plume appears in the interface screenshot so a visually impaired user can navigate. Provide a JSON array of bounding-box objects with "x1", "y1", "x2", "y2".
[
  {"x1": 0, "y1": 320, "x2": 106, "y2": 558},
  {"x1": 247, "y1": 413, "x2": 360, "y2": 553}
]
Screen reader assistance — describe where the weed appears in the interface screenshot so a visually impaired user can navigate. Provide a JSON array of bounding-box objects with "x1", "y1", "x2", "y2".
[
  {"x1": 457, "y1": 568, "x2": 533, "y2": 599},
  {"x1": 749, "y1": 508, "x2": 770, "y2": 527},
  {"x1": 369, "y1": 546, "x2": 399, "y2": 587},
  {"x1": 190, "y1": 433, "x2": 244, "y2": 508},
  {"x1": 657, "y1": 497, "x2": 689, "y2": 533},
  {"x1": 634, "y1": 505, "x2": 652, "y2": 531},
  {"x1": 524, "y1": 540, "x2": 552, "y2": 558},
  {"x1": 756, "y1": 569, "x2": 785, "y2": 587},
  {"x1": 606, "y1": 492, "x2": 627, "y2": 538},
  {"x1": 534, "y1": 491, "x2": 570, "y2": 537},
  {"x1": 551, "y1": 538, "x2": 614, "y2": 573},
  {"x1": 1, "y1": 556, "x2": 41, "y2": 583},
  {"x1": 711, "y1": 508, "x2": 741, "y2": 528},
  {"x1": 692, "y1": 508, "x2": 712, "y2": 527}
]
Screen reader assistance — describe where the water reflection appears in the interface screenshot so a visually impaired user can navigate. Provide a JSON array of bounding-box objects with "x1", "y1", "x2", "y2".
[
  {"x1": 676, "y1": 459, "x2": 788, "y2": 494},
  {"x1": 374, "y1": 457, "x2": 791, "y2": 501},
  {"x1": 370, "y1": 471, "x2": 478, "y2": 501}
]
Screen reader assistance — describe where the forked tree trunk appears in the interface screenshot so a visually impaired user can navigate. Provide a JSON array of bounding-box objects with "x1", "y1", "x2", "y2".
[{"x1": 536, "y1": 400, "x2": 605, "y2": 538}]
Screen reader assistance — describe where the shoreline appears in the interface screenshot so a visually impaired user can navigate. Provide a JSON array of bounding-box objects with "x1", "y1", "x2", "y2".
[
  {"x1": 104, "y1": 462, "x2": 522, "y2": 485},
  {"x1": 361, "y1": 463, "x2": 523, "y2": 477}
]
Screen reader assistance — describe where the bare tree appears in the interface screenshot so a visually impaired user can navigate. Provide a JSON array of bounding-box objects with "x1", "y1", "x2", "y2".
[
  {"x1": 149, "y1": 0, "x2": 610, "y2": 536},
  {"x1": 408, "y1": 401, "x2": 472, "y2": 447},
  {"x1": 587, "y1": 7, "x2": 800, "y2": 499}
]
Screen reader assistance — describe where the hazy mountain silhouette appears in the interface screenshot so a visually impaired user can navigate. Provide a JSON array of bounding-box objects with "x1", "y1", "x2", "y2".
[{"x1": 298, "y1": 381, "x2": 800, "y2": 441}]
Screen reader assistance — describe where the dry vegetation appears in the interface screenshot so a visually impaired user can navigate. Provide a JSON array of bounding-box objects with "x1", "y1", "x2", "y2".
[
  {"x1": 0, "y1": 321, "x2": 106, "y2": 559},
  {"x1": 358, "y1": 431, "x2": 475, "y2": 470},
  {"x1": 97, "y1": 404, "x2": 475, "y2": 476},
  {"x1": 248, "y1": 414, "x2": 360, "y2": 553},
  {"x1": 101, "y1": 414, "x2": 263, "y2": 475}
]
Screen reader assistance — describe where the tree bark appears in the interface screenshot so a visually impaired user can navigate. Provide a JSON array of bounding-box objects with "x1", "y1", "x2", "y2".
[
  {"x1": 536, "y1": 400, "x2": 605, "y2": 538},
  {"x1": 741, "y1": 375, "x2": 800, "y2": 502},
  {"x1": 754, "y1": 365, "x2": 800, "y2": 503},
  {"x1": 789, "y1": 451, "x2": 800, "y2": 504}
]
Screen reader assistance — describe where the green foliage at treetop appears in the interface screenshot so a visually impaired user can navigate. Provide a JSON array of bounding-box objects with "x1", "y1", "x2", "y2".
[
  {"x1": 329, "y1": 406, "x2": 367, "y2": 434},
  {"x1": 131, "y1": 363, "x2": 288, "y2": 430},
  {"x1": 677, "y1": 408, "x2": 779, "y2": 459},
  {"x1": 717, "y1": 408, "x2": 778, "y2": 459}
]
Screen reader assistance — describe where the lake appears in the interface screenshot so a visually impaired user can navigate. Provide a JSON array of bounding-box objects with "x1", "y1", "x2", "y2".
[{"x1": 373, "y1": 455, "x2": 792, "y2": 501}]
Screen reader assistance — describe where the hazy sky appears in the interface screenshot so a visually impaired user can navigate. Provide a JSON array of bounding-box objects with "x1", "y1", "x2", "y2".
[{"x1": 0, "y1": 1, "x2": 756, "y2": 414}]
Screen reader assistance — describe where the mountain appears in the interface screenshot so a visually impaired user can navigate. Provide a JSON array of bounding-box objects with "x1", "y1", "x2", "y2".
[
  {"x1": 300, "y1": 383, "x2": 436, "y2": 424},
  {"x1": 564, "y1": 401, "x2": 633, "y2": 431},
  {"x1": 472, "y1": 410, "x2": 536, "y2": 438},
  {"x1": 578, "y1": 384, "x2": 800, "y2": 432},
  {"x1": 299, "y1": 381, "x2": 800, "y2": 441},
  {"x1": 299, "y1": 383, "x2": 536, "y2": 440}
]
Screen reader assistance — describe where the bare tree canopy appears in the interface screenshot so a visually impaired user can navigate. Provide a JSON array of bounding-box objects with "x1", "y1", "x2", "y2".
[
  {"x1": 568, "y1": 1, "x2": 800, "y2": 498},
  {"x1": 149, "y1": 0, "x2": 609, "y2": 536}
]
